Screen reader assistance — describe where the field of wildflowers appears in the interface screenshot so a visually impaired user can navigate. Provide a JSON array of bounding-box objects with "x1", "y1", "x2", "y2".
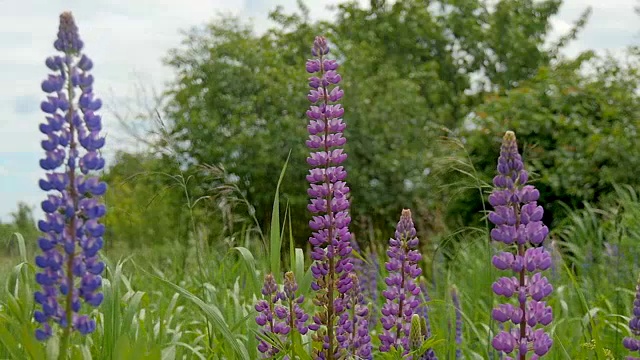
[{"x1": 2, "y1": 9, "x2": 640, "y2": 360}]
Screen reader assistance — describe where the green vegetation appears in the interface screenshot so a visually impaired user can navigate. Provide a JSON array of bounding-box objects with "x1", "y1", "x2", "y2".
[{"x1": 1, "y1": 0, "x2": 639, "y2": 358}]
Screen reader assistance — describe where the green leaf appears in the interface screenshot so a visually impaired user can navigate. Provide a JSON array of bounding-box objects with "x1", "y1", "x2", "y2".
[
  {"x1": 270, "y1": 152, "x2": 290, "y2": 282},
  {"x1": 138, "y1": 266, "x2": 250, "y2": 360},
  {"x1": 233, "y1": 246, "x2": 260, "y2": 296}
]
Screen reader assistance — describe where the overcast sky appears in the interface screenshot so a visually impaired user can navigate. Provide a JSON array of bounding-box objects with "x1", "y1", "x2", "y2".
[{"x1": 0, "y1": 0, "x2": 638, "y2": 222}]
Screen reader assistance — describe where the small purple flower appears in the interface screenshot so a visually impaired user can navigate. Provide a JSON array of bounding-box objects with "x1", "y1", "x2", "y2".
[
  {"x1": 624, "y1": 276, "x2": 640, "y2": 357},
  {"x1": 379, "y1": 209, "x2": 423, "y2": 354},
  {"x1": 34, "y1": 12, "x2": 106, "y2": 342},
  {"x1": 305, "y1": 35, "x2": 353, "y2": 360},
  {"x1": 451, "y1": 286, "x2": 462, "y2": 359},
  {"x1": 255, "y1": 273, "x2": 309, "y2": 358},
  {"x1": 255, "y1": 274, "x2": 285, "y2": 357},
  {"x1": 489, "y1": 131, "x2": 553, "y2": 358},
  {"x1": 352, "y1": 239, "x2": 379, "y2": 328},
  {"x1": 337, "y1": 273, "x2": 372, "y2": 359}
]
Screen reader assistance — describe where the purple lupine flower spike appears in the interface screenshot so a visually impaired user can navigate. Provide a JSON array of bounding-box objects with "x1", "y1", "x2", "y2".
[
  {"x1": 623, "y1": 275, "x2": 640, "y2": 359},
  {"x1": 34, "y1": 12, "x2": 106, "y2": 342},
  {"x1": 255, "y1": 274, "x2": 288, "y2": 357},
  {"x1": 451, "y1": 286, "x2": 463, "y2": 359},
  {"x1": 283, "y1": 272, "x2": 310, "y2": 337},
  {"x1": 379, "y1": 209, "x2": 423, "y2": 355},
  {"x1": 305, "y1": 35, "x2": 353, "y2": 360},
  {"x1": 338, "y1": 273, "x2": 372, "y2": 359},
  {"x1": 489, "y1": 131, "x2": 553, "y2": 359}
]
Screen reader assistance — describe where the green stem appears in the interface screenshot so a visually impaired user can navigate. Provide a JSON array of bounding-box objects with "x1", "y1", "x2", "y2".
[{"x1": 59, "y1": 58, "x2": 78, "y2": 360}]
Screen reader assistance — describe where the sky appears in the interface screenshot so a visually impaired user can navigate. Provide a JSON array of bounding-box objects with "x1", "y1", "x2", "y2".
[{"x1": 0, "y1": 0, "x2": 638, "y2": 222}]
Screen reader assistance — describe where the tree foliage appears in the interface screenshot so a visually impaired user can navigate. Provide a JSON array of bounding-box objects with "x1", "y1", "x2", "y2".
[
  {"x1": 456, "y1": 48, "x2": 640, "y2": 226},
  {"x1": 161, "y1": 0, "x2": 594, "y2": 242}
]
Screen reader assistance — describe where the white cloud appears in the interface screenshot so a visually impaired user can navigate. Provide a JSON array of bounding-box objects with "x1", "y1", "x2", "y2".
[{"x1": 0, "y1": 0, "x2": 637, "y2": 221}]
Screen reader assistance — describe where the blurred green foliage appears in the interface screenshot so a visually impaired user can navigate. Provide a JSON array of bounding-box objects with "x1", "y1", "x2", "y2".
[
  {"x1": 0, "y1": 203, "x2": 39, "y2": 255},
  {"x1": 101, "y1": 152, "x2": 192, "y2": 249}
]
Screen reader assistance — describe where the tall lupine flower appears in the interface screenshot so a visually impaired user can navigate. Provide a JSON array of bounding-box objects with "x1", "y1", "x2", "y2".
[
  {"x1": 451, "y1": 286, "x2": 462, "y2": 359},
  {"x1": 34, "y1": 12, "x2": 106, "y2": 344},
  {"x1": 489, "y1": 131, "x2": 553, "y2": 359},
  {"x1": 338, "y1": 273, "x2": 372, "y2": 359},
  {"x1": 305, "y1": 35, "x2": 353, "y2": 360},
  {"x1": 380, "y1": 209, "x2": 422, "y2": 354},
  {"x1": 623, "y1": 276, "x2": 640, "y2": 359},
  {"x1": 255, "y1": 273, "x2": 309, "y2": 358}
]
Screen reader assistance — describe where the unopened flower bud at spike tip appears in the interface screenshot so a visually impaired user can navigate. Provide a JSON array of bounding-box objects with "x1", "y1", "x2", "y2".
[
  {"x1": 504, "y1": 130, "x2": 516, "y2": 142},
  {"x1": 55, "y1": 12, "x2": 83, "y2": 53}
]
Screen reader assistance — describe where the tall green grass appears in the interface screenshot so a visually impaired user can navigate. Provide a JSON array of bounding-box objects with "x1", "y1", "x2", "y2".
[{"x1": 2, "y1": 176, "x2": 640, "y2": 358}]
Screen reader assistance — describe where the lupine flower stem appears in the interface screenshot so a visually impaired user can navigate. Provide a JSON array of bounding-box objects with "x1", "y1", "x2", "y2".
[{"x1": 59, "y1": 60, "x2": 77, "y2": 358}]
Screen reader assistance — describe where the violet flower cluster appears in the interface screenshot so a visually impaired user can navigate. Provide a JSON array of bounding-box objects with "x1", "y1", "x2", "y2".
[
  {"x1": 451, "y1": 286, "x2": 462, "y2": 359},
  {"x1": 623, "y1": 277, "x2": 640, "y2": 359},
  {"x1": 305, "y1": 35, "x2": 354, "y2": 359},
  {"x1": 351, "y1": 238, "x2": 379, "y2": 327},
  {"x1": 34, "y1": 11, "x2": 106, "y2": 341},
  {"x1": 338, "y1": 273, "x2": 372, "y2": 359},
  {"x1": 489, "y1": 131, "x2": 553, "y2": 359},
  {"x1": 255, "y1": 273, "x2": 309, "y2": 357},
  {"x1": 380, "y1": 209, "x2": 422, "y2": 354}
]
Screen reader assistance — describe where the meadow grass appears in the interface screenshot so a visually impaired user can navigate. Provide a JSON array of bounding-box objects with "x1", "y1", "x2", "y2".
[{"x1": 1, "y1": 183, "x2": 639, "y2": 359}]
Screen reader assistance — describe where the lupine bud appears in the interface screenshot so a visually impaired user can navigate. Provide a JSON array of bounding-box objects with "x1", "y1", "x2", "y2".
[
  {"x1": 408, "y1": 314, "x2": 437, "y2": 360},
  {"x1": 305, "y1": 35, "x2": 354, "y2": 360},
  {"x1": 489, "y1": 131, "x2": 553, "y2": 358},
  {"x1": 379, "y1": 209, "x2": 423, "y2": 355},
  {"x1": 34, "y1": 12, "x2": 106, "y2": 342}
]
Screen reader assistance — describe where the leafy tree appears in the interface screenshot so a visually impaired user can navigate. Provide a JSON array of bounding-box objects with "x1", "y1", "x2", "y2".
[
  {"x1": 453, "y1": 49, "x2": 640, "y2": 226},
  {"x1": 162, "y1": 0, "x2": 591, "y2": 243},
  {"x1": 0, "y1": 202, "x2": 38, "y2": 255}
]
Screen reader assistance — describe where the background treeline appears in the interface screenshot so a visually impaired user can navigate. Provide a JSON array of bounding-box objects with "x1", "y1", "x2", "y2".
[{"x1": 3, "y1": 0, "x2": 639, "y2": 255}]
